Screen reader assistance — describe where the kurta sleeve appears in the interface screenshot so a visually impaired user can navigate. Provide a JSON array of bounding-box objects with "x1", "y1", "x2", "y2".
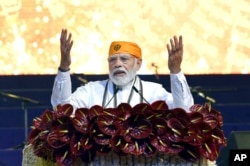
[
  {"x1": 170, "y1": 71, "x2": 194, "y2": 112},
  {"x1": 51, "y1": 70, "x2": 72, "y2": 109}
]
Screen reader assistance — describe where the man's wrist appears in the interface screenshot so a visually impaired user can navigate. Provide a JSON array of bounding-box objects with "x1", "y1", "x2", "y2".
[{"x1": 58, "y1": 67, "x2": 70, "y2": 72}]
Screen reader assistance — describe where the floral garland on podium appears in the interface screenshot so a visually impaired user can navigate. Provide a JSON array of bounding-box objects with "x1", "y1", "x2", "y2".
[{"x1": 28, "y1": 100, "x2": 226, "y2": 166}]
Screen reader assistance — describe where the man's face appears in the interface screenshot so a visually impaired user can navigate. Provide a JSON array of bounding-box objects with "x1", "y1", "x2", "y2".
[{"x1": 108, "y1": 53, "x2": 142, "y2": 86}]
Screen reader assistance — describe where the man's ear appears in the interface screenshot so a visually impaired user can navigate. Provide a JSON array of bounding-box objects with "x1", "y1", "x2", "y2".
[{"x1": 136, "y1": 58, "x2": 142, "y2": 71}]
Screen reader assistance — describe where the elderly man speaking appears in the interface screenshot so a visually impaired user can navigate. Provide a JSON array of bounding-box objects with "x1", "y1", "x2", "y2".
[
  {"x1": 51, "y1": 29, "x2": 193, "y2": 114},
  {"x1": 49, "y1": 29, "x2": 196, "y2": 165}
]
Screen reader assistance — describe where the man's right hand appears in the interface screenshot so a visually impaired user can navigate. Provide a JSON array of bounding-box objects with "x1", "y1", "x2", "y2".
[{"x1": 59, "y1": 29, "x2": 73, "y2": 71}]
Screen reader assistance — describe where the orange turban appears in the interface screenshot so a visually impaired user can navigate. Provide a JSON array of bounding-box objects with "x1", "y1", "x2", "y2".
[{"x1": 108, "y1": 41, "x2": 142, "y2": 59}]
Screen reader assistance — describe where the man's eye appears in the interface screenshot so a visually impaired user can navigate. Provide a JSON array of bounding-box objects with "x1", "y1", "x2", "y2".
[
  {"x1": 121, "y1": 57, "x2": 129, "y2": 61},
  {"x1": 109, "y1": 58, "x2": 116, "y2": 62}
]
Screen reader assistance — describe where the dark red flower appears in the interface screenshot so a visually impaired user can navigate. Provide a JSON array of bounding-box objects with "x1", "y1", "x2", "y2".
[
  {"x1": 203, "y1": 114, "x2": 218, "y2": 129},
  {"x1": 110, "y1": 135, "x2": 128, "y2": 156},
  {"x1": 70, "y1": 132, "x2": 93, "y2": 156},
  {"x1": 116, "y1": 103, "x2": 132, "y2": 119},
  {"x1": 90, "y1": 123, "x2": 112, "y2": 145},
  {"x1": 199, "y1": 140, "x2": 220, "y2": 161},
  {"x1": 130, "y1": 103, "x2": 153, "y2": 116},
  {"x1": 80, "y1": 134, "x2": 93, "y2": 149},
  {"x1": 188, "y1": 122, "x2": 212, "y2": 146},
  {"x1": 151, "y1": 100, "x2": 169, "y2": 111},
  {"x1": 121, "y1": 114, "x2": 152, "y2": 140},
  {"x1": 150, "y1": 135, "x2": 170, "y2": 153},
  {"x1": 55, "y1": 104, "x2": 73, "y2": 118},
  {"x1": 178, "y1": 144, "x2": 200, "y2": 162},
  {"x1": 97, "y1": 114, "x2": 117, "y2": 136},
  {"x1": 95, "y1": 144, "x2": 112, "y2": 154},
  {"x1": 32, "y1": 110, "x2": 54, "y2": 131},
  {"x1": 199, "y1": 122, "x2": 213, "y2": 140},
  {"x1": 189, "y1": 112, "x2": 203, "y2": 124},
  {"x1": 29, "y1": 125, "x2": 45, "y2": 143},
  {"x1": 189, "y1": 104, "x2": 204, "y2": 113},
  {"x1": 72, "y1": 108, "x2": 90, "y2": 133},
  {"x1": 89, "y1": 105, "x2": 103, "y2": 119},
  {"x1": 166, "y1": 118, "x2": 185, "y2": 142},
  {"x1": 171, "y1": 108, "x2": 188, "y2": 118},
  {"x1": 168, "y1": 141, "x2": 184, "y2": 153},
  {"x1": 211, "y1": 127, "x2": 227, "y2": 146},
  {"x1": 70, "y1": 133, "x2": 84, "y2": 156},
  {"x1": 182, "y1": 124, "x2": 198, "y2": 143},
  {"x1": 123, "y1": 139, "x2": 146, "y2": 155},
  {"x1": 55, "y1": 147, "x2": 75, "y2": 166},
  {"x1": 150, "y1": 117, "x2": 168, "y2": 136},
  {"x1": 143, "y1": 140, "x2": 157, "y2": 157},
  {"x1": 47, "y1": 130, "x2": 70, "y2": 149}
]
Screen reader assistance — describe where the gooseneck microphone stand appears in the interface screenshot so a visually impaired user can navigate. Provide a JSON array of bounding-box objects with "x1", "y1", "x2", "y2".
[{"x1": 0, "y1": 92, "x2": 40, "y2": 148}]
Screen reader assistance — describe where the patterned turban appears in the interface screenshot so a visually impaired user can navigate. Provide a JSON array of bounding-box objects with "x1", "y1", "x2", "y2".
[{"x1": 108, "y1": 41, "x2": 142, "y2": 59}]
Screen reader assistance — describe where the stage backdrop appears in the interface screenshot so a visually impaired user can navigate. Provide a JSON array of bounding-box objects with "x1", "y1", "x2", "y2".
[{"x1": 0, "y1": 0, "x2": 249, "y2": 75}]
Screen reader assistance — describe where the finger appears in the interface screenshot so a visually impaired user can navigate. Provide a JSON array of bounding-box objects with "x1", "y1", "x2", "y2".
[
  {"x1": 166, "y1": 44, "x2": 171, "y2": 55},
  {"x1": 170, "y1": 38, "x2": 175, "y2": 50},
  {"x1": 69, "y1": 41, "x2": 74, "y2": 50},
  {"x1": 67, "y1": 33, "x2": 72, "y2": 44},
  {"x1": 179, "y1": 35, "x2": 183, "y2": 48},
  {"x1": 60, "y1": 29, "x2": 67, "y2": 42},
  {"x1": 60, "y1": 29, "x2": 64, "y2": 41},
  {"x1": 173, "y1": 36, "x2": 178, "y2": 48}
]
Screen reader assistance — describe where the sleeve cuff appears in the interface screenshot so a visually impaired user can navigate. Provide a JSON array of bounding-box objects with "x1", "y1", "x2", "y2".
[
  {"x1": 170, "y1": 71, "x2": 185, "y2": 80},
  {"x1": 57, "y1": 69, "x2": 71, "y2": 80},
  {"x1": 58, "y1": 67, "x2": 70, "y2": 72}
]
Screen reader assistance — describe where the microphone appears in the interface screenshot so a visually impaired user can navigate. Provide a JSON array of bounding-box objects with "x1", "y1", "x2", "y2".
[
  {"x1": 132, "y1": 86, "x2": 150, "y2": 104},
  {"x1": 190, "y1": 86, "x2": 216, "y2": 103},
  {"x1": 77, "y1": 76, "x2": 88, "y2": 85},
  {"x1": 104, "y1": 87, "x2": 119, "y2": 108},
  {"x1": 151, "y1": 63, "x2": 158, "y2": 69},
  {"x1": 151, "y1": 63, "x2": 159, "y2": 80}
]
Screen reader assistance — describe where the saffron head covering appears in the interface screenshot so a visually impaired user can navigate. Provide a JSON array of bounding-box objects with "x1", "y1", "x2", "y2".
[{"x1": 108, "y1": 41, "x2": 142, "y2": 59}]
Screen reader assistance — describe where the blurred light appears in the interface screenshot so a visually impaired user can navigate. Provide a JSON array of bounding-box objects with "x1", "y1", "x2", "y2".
[
  {"x1": 0, "y1": 0, "x2": 249, "y2": 75},
  {"x1": 34, "y1": 17, "x2": 40, "y2": 23},
  {"x1": 37, "y1": 48, "x2": 44, "y2": 54},
  {"x1": 42, "y1": 16, "x2": 49, "y2": 23},
  {"x1": 36, "y1": 5, "x2": 42, "y2": 12},
  {"x1": 32, "y1": 42, "x2": 38, "y2": 48}
]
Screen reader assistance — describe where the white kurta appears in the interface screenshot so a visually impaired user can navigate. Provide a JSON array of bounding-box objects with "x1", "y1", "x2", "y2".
[{"x1": 51, "y1": 70, "x2": 194, "y2": 112}]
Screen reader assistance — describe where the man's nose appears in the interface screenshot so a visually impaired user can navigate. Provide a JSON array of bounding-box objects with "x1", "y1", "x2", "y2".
[{"x1": 114, "y1": 58, "x2": 123, "y2": 67}]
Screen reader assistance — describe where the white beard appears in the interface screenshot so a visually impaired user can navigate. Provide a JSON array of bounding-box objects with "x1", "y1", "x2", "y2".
[{"x1": 109, "y1": 65, "x2": 137, "y2": 87}]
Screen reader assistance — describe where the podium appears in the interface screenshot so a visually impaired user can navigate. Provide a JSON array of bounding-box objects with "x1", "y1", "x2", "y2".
[{"x1": 22, "y1": 102, "x2": 225, "y2": 166}]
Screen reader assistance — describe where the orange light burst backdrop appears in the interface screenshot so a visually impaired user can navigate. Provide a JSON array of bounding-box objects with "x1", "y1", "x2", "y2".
[{"x1": 0, "y1": 0, "x2": 250, "y2": 75}]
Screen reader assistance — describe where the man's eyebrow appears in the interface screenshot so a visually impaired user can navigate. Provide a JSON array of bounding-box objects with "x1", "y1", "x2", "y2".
[
  {"x1": 120, "y1": 54, "x2": 132, "y2": 58},
  {"x1": 109, "y1": 54, "x2": 132, "y2": 58}
]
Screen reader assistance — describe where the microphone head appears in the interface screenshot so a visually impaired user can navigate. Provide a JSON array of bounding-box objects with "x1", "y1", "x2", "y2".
[
  {"x1": 151, "y1": 63, "x2": 158, "y2": 68},
  {"x1": 132, "y1": 86, "x2": 139, "y2": 93}
]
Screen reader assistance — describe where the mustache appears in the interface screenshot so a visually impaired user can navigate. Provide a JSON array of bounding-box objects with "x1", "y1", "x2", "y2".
[{"x1": 111, "y1": 68, "x2": 127, "y2": 75}]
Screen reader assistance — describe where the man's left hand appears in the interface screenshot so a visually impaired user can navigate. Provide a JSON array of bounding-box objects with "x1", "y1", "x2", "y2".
[{"x1": 166, "y1": 35, "x2": 183, "y2": 74}]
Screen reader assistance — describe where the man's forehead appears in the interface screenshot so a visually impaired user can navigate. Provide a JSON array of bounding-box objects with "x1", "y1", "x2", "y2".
[{"x1": 109, "y1": 53, "x2": 133, "y2": 58}]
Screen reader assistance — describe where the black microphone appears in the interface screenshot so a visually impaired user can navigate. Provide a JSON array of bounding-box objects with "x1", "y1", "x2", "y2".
[
  {"x1": 132, "y1": 86, "x2": 150, "y2": 104},
  {"x1": 151, "y1": 63, "x2": 160, "y2": 80},
  {"x1": 104, "y1": 87, "x2": 119, "y2": 108}
]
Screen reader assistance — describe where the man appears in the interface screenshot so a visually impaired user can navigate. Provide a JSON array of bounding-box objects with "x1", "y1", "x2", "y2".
[
  {"x1": 46, "y1": 29, "x2": 199, "y2": 166},
  {"x1": 51, "y1": 29, "x2": 194, "y2": 113}
]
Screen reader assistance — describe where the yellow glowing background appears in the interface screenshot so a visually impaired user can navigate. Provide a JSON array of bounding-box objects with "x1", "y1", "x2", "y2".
[{"x1": 1, "y1": 0, "x2": 250, "y2": 75}]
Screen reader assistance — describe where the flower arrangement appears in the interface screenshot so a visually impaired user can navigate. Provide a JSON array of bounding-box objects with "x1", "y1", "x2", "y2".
[{"x1": 29, "y1": 100, "x2": 226, "y2": 166}]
